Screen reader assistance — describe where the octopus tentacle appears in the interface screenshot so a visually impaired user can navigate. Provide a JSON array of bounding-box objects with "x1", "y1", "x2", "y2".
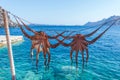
[
  {"x1": 79, "y1": 42, "x2": 87, "y2": 51},
  {"x1": 43, "y1": 48, "x2": 47, "y2": 66},
  {"x1": 84, "y1": 21, "x2": 109, "y2": 37},
  {"x1": 48, "y1": 31, "x2": 66, "y2": 39},
  {"x1": 88, "y1": 21, "x2": 116, "y2": 44},
  {"x1": 44, "y1": 54, "x2": 47, "y2": 66},
  {"x1": 84, "y1": 18, "x2": 120, "y2": 37},
  {"x1": 85, "y1": 48, "x2": 89, "y2": 63},
  {"x1": 49, "y1": 36, "x2": 63, "y2": 48},
  {"x1": 78, "y1": 42, "x2": 84, "y2": 51},
  {"x1": 30, "y1": 44, "x2": 34, "y2": 60},
  {"x1": 61, "y1": 42, "x2": 72, "y2": 47},
  {"x1": 56, "y1": 38, "x2": 72, "y2": 47},
  {"x1": 75, "y1": 50, "x2": 79, "y2": 68},
  {"x1": 49, "y1": 36, "x2": 66, "y2": 48},
  {"x1": 36, "y1": 48, "x2": 40, "y2": 69},
  {"x1": 50, "y1": 42, "x2": 61, "y2": 48},
  {"x1": 56, "y1": 31, "x2": 75, "y2": 39},
  {"x1": 15, "y1": 17, "x2": 34, "y2": 40},
  {"x1": 81, "y1": 51, "x2": 84, "y2": 66},
  {"x1": 70, "y1": 49, "x2": 74, "y2": 62},
  {"x1": 47, "y1": 50, "x2": 51, "y2": 66},
  {"x1": 71, "y1": 39, "x2": 77, "y2": 46},
  {"x1": 18, "y1": 18, "x2": 38, "y2": 34},
  {"x1": 55, "y1": 33, "x2": 75, "y2": 47}
]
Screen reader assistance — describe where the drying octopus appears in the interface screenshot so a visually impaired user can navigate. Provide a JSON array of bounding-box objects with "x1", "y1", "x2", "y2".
[
  {"x1": 15, "y1": 17, "x2": 67, "y2": 68},
  {"x1": 56, "y1": 21, "x2": 116, "y2": 67}
]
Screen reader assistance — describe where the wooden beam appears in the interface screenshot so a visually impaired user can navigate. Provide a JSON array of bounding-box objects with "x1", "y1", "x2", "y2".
[{"x1": 2, "y1": 9, "x2": 16, "y2": 80}]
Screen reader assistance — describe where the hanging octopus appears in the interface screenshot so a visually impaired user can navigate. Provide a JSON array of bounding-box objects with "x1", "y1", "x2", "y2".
[
  {"x1": 14, "y1": 17, "x2": 67, "y2": 68},
  {"x1": 56, "y1": 20, "x2": 117, "y2": 68}
]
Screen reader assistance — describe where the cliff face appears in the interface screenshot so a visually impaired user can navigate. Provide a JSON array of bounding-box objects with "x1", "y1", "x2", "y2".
[
  {"x1": 0, "y1": 7, "x2": 17, "y2": 27},
  {"x1": 84, "y1": 15, "x2": 120, "y2": 27}
]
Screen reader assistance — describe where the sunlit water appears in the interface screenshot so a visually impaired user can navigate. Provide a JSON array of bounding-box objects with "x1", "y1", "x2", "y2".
[{"x1": 0, "y1": 25, "x2": 120, "y2": 80}]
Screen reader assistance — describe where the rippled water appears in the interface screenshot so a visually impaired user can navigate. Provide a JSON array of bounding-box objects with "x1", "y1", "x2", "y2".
[{"x1": 0, "y1": 25, "x2": 120, "y2": 80}]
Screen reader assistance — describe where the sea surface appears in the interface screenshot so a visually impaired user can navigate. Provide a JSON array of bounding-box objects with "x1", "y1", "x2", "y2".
[{"x1": 0, "y1": 25, "x2": 120, "y2": 80}]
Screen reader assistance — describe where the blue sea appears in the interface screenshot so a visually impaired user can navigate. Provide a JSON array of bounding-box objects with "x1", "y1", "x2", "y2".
[{"x1": 0, "y1": 25, "x2": 120, "y2": 80}]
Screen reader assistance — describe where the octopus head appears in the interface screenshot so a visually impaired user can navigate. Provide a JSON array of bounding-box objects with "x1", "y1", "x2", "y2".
[{"x1": 75, "y1": 34, "x2": 85, "y2": 39}]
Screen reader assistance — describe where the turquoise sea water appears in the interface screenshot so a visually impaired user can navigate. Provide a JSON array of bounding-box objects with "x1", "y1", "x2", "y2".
[{"x1": 0, "y1": 25, "x2": 120, "y2": 80}]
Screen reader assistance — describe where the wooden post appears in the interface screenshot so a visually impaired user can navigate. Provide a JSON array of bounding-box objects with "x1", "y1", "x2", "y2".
[{"x1": 2, "y1": 9, "x2": 16, "y2": 80}]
